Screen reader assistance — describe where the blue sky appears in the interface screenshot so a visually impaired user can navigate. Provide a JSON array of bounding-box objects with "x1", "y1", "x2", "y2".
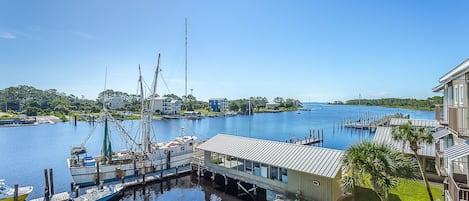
[{"x1": 1, "y1": 1, "x2": 469, "y2": 102}]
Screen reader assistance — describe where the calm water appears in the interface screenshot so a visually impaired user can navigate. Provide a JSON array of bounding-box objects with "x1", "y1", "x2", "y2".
[{"x1": 0, "y1": 103, "x2": 433, "y2": 200}]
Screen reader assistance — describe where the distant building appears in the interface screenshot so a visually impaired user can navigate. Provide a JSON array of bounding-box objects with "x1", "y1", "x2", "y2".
[
  {"x1": 153, "y1": 97, "x2": 181, "y2": 115},
  {"x1": 266, "y1": 102, "x2": 280, "y2": 109},
  {"x1": 108, "y1": 97, "x2": 124, "y2": 109},
  {"x1": 209, "y1": 98, "x2": 228, "y2": 112}
]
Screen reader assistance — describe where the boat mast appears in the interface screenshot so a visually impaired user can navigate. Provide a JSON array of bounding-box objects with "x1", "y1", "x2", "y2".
[
  {"x1": 146, "y1": 54, "x2": 160, "y2": 152},
  {"x1": 138, "y1": 65, "x2": 149, "y2": 152},
  {"x1": 185, "y1": 17, "x2": 188, "y2": 99},
  {"x1": 101, "y1": 66, "x2": 112, "y2": 164}
]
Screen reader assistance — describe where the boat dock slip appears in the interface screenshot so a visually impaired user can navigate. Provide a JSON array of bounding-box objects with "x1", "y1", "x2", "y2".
[
  {"x1": 195, "y1": 134, "x2": 344, "y2": 201},
  {"x1": 343, "y1": 113, "x2": 404, "y2": 130}
]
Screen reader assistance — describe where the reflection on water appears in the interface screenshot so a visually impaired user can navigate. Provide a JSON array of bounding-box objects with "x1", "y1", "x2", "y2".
[
  {"x1": 0, "y1": 103, "x2": 434, "y2": 199},
  {"x1": 120, "y1": 173, "x2": 242, "y2": 201}
]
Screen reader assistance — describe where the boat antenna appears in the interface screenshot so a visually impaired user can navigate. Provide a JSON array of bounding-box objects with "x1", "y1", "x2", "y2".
[
  {"x1": 103, "y1": 66, "x2": 108, "y2": 112},
  {"x1": 185, "y1": 17, "x2": 188, "y2": 99}
]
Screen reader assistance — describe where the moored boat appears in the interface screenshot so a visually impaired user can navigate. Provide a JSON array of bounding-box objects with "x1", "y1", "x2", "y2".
[
  {"x1": 67, "y1": 54, "x2": 198, "y2": 187},
  {"x1": 73, "y1": 184, "x2": 123, "y2": 201},
  {"x1": 0, "y1": 180, "x2": 33, "y2": 201}
]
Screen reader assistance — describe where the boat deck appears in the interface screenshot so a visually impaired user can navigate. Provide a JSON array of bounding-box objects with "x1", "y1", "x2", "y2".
[{"x1": 30, "y1": 192, "x2": 70, "y2": 201}]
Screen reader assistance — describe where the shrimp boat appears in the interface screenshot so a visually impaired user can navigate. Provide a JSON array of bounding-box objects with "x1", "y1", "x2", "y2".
[
  {"x1": 67, "y1": 54, "x2": 197, "y2": 187},
  {"x1": 0, "y1": 180, "x2": 33, "y2": 201}
]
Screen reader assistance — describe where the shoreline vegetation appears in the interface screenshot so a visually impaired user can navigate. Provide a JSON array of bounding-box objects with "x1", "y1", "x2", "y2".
[
  {"x1": 329, "y1": 96, "x2": 443, "y2": 111},
  {"x1": 0, "y1": 85, "x2": 302, "y2": 122}
]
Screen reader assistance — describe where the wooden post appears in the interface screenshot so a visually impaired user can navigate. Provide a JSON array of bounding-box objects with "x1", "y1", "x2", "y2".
[
  {"x1": 74, "y1": 115, "x2": 77, "y2": 126},
  {"x1": 160, "y1": 164, "x2": 163, "y2": 179},
  {"x1": 133, "y1": 158, "x2": 138, "y2": 177},
  {"x1": 70, "y1": 182, "x2": 74, "y2": 193},
  {"x1": 74, "y1": 186, "x2": 80, "y2": 198},
  {"x1": 13, "y1": 184, "x2": 18, "y2": 201},
  {"x1": 44, "y1": 169, "x2": 50, "y2": 199},
  {"x1": 96, "y1": 162, "x2": 100, "y2": 186},
  {"x1": 49, "y1": 168, "x2": 54, "y2": 196}
]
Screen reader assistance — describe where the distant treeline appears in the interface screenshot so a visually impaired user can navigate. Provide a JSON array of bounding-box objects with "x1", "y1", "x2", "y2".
[
  {"x1": 0, "y1": 85, "x2": 303, "y2": 118},
  {"x1": 331, "y1": 96, "x2": 443, "y2": 110}
]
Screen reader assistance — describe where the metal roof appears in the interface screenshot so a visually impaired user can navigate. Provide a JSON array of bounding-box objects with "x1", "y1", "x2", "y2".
[
  {"x1": 197, "y1": 134, "x2": 344, "y2": 178},
  {"x1": 373, "y1": 127, "x2": 435, "y2": 157},
  {"x1": 439, "y1": 58, "x2": 469, "y2": 84},
  {"x1": 390, "y1": 118, "x2": 441, "y2": 128},
  {"x1": 447, "y1": 141, "x2": 469, "y2": 161},
  {"x1": 433, "y1": 128, "x2": 451, "y2": 139},
  {"x1": 432, "y1": 83, "x2": 445, "y2": 92}
]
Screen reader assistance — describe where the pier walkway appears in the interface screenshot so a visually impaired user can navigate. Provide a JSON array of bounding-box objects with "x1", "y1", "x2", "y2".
[{"x1": 343, "y1": 113, "x2": 403, "y2": 130}]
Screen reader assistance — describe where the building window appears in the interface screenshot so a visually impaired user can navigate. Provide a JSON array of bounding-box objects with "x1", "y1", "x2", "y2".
[
  {"x1": 454, "y1": 86, "x2": 459, "y2": 105},
  {"x1": 210, "y1": 152, "x2": 223, "y2": 164},
  {"x1": 261, "y1": 164, "x2": 268, "y2": 178},
  {"x1": 253, "y1": 162, "x2": 261, "y2": 176},
  {"x1": 245, "y1": 160, "x2": 253, "y2": 174},
  {"x1": 270, "y1": 166, "x2": 279, "y2": 180},
  {"x1": 425, "y1": 158, "x2": 437, "y2": 174},
  {"x1": 237, "y1": 158, "x2": 245, "y2": 172},
  {"x1": 280, "y1": 168, "x2": 288, "y2": 183},
  {"x1": 460, "y1": 85, "x2": 464, "y2": 106}
]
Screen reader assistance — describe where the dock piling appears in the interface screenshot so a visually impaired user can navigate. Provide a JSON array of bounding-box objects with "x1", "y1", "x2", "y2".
[
  {"x1": 13, "y1": 184, "x2": 18, "y2": 201},
  {"x1": 74, "y1": 186, "x2": 79, "y2": 198},
  {"x1": 44, "y1": 169, "x2": 50, "y2": 199},
  {"x1": 70, "y1": 182, "x2": 74, "y2": 193},
  {"x1": 49, "y1": 168, "x2": 54, "y2": 195}
]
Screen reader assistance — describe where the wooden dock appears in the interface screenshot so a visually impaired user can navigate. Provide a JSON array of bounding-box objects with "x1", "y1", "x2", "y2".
[
  {"x1": 295, "y1": 137, "x2": 322, "y2": 145},
  {"x1": 30, "y1": 165, "x2": 194, "y2": 201},
  {"x1": 343, "y1": 113, "x2": 403, "y2": 130},
  {"x1": 286, "y1": 128, "x2": 324, "y2": 146}
]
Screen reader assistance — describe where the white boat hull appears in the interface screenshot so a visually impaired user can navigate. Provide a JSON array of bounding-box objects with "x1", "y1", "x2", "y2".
[{"x1": 68, "y1": 152, "x2": 193, "y2": 187}]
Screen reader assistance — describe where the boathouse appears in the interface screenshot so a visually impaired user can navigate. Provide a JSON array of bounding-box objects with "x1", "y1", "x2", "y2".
[{"x1": 197, "y1": 134, "x2": 344, "y2": 201}]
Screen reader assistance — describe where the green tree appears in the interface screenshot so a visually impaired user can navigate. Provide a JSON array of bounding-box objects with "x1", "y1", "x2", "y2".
[
  {"x1": 392, "y1": 121, "x2": 434, "y2": 201},
  {"x1": 342, "y1": 141, "x2": 417, "y2": 201}
]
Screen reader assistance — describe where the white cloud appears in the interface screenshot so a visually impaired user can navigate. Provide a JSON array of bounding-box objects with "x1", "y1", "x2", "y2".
[
  {"x1": 0, "y1": 32, "x2": 16, "y2": 39},
  {"x1": 73, "y1": 31, "x2": 96, "y2": 39}
]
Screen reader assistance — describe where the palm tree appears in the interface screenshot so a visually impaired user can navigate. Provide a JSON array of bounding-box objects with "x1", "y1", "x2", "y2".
[
  {"x1": 342, "y1": 141, "x2": 417, "y2": 201},
  {"x1": 392, "y1": 121, "x2": 434, "y2": 201}
]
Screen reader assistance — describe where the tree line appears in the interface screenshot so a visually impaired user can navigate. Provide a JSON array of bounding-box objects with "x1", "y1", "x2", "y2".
[
  {"x1": 0, "y1": 85, "x2": 303, "y2": 118},
  {"x1": 332, "y1": 96, "x2": 443, "y2": 110}
]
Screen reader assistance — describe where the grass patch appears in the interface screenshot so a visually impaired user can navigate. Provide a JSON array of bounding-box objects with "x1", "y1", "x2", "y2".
[{"x1": 342, "y1": 178, "x2": 444, "y2": 201}]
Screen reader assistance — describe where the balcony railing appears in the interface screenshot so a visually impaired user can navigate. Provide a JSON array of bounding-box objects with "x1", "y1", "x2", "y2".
[
  {"x1": 449, "y1": 174, "x2": 469, "y2": 201},
  {"x1": 448, "y1": 107, "x2": 469, "y2": 138}
]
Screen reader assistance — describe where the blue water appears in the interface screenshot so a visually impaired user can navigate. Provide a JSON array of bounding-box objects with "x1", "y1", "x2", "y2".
[{"x1": 0, "y1": 103, "x2": 433, "y2": 200}]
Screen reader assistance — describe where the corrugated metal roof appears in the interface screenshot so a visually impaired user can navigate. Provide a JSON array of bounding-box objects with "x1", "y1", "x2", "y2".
[
  {"x1": 433, "y1": 128, "x2": 451, "y2": 139},
  {"x1": 197, "y1": 134, "x2": 344, "y2": 178},
  {"x1": 390, "y1": 118, "x2": 441, "y2": 128},
  {"x1": 447, "y1": 141, "x2": 469, "y2": 161},
  {"x1": 373, "y1": 127, "x2": 435, "y2": 157}
]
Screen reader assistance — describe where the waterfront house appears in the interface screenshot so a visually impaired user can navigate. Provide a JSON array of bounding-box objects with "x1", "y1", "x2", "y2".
[
  {"x1": 153, "y1": 97, "x2": 181, "y2": 115},
  {"x1": 433, "y1": 58, "x2": 469, "y2": 201},
  {"x1": 266, "y1": 102, "x2": 280, "y2": 109},
  {"x1": 197, "y1": 134, "x2": 344, "y2": 201},
  {"x1": 209, "y1": 98, "x2": 228, "y2": 112},
  {"x1": 108, "y1": 96, "x2": 124, "y2": 109}
]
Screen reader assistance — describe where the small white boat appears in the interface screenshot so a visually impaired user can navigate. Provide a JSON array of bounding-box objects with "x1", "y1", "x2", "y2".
[
  {"x1": 74, "y1": 184, "x2": 123, "y2": 201},
  {"x1": 0, "y1": 180, "x2": 33, "y2": 201}
]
